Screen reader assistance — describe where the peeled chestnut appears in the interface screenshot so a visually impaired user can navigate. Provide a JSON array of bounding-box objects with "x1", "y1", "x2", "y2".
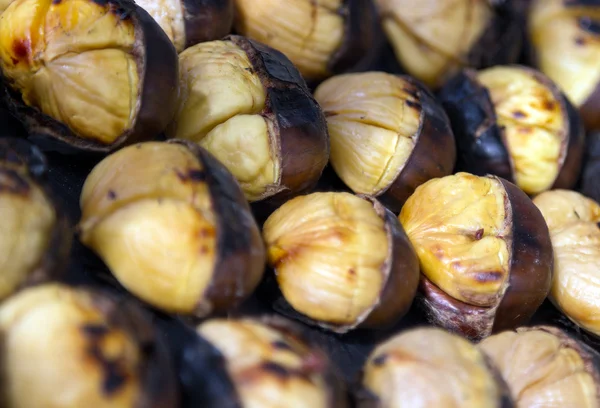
[
  {"x1": 374, "y1": 0, "x2": 522, "y2": 89},
  {"x1": 233, "y1": 0, "x2": 379, "y2": 83},
  {"x1": 0, "y1": 137, "x2": 71, "y2": 301},
  {"x1": 313, "y1": 72, "x2": 455, "y2": 212},
  {"x1": 134, "y1": 0, "x2": 232, "y2": 52},
  {"x1": 399, "y1": 172, "x2": 553, "y2": 340},
  {"x1": 0, "y1": 0, "x2": 178, "y2": 153},
  {"x1": 358, "y1": 327, "x2": 513, "y2": 407},
  {"x1": 196, "y1": 316, "x2": 348, "y2": 408},
  {"x1": 479, "y1": 326, "x2": 600, "y2": 407},
  {"x1": 440, "y1": 65, "x2": 585, "y2": 195},
  {"x1": 262, "y1": 192, "x2": 419, "y2": 333},
  {"x1": 533, "y1": 190, "x2": 600, "y2": 337},
  {"x1": 0, "y1": 283, "x2": 179, "y2": 407},
  {"x1": 78, "y1": 140, "x2": 265, "y2": 316},
  {"x1": 167, "y1": 35, "x2": 329, "y2": 202},
  {"x1": 529, "y1": 0, "x2": 600, "y2": 130}
]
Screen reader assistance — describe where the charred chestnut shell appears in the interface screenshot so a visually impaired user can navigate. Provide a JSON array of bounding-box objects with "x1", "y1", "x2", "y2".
[
  {"x1": 0, "y1": 283, "x2": 179, "y2": 407},
  {"x1": 167, "y1": 35, "x2": 329, "y2": 203},
  {"x1": 399, "y1": 172, "x2": 554, "y2": 340},
  {"x1": 581, "y1": 131, "x2": 600, "y2": 203},
  {"x1": 440, "y1": 65, "x2": 585, "y2": 195},
  {"x1": 77, "y1": 140, "x2": 265, "y2": 316},
  {"x1": 0, "y1": 0, "x2": 178, "y2": 153},
  {"x1": 262, "y1": 192, "x2": 420, "y2": 334}
]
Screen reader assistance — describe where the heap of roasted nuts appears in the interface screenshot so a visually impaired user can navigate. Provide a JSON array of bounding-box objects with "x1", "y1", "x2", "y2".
[{"x1": 0, "y1": 0, "x2": 599, "y2": 406}]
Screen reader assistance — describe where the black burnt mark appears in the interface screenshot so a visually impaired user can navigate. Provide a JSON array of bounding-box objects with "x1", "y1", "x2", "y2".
[
  {"x1": 403, "y1": 86, "x2": 419, "y2": 99},
  {"x1": 176, "y1": 169, "x2": 206, "y2": 183},
  {"x1": 574, "y1": 210, "x2": 581, "y2": 219},
  {"x1": 0, "y1": 168, "x2": 30, "y2": 195},
  {"x1": 82, "y1": 324, "x2": 110, "y2": 338},
  {"x1": 272, "y1": 340, "x2": 293, "y2": 350},
  {"x1": 324, "y1": 111, "x2": 339, "y2": 117},
  {"x1": 107, "y1": 190, "x2": 117, "y2": 200},
  {"x1": 348, "y1": 268, "x2": 356, "y2": 276},
  {"x1": 596, "y1": 222, "x2": 600, "y2": 229},
  {"x1": 261, "y1": 362, "x2": 291, "y2": 379},
  {"x1": 474, "y1": 228, "x2": 484, "y2": 240},
  {"x1": 474, "y1": 271, "x2": 504, "y2": 283},
  {"x1": 244, "y1": 67, "x2": 254, "y2": 74},
  {"x1": 575, "y1": 36, "x2": 587, "y2": 45},
  {"x1": 405, "y1": 100, "x2": 422, "y2": 110},
  {"x1": 372, "y1": 354, "x2": 387, "y2": 366},
  {"x1": 512, "y1": 110, "x2": 526, "y2": 119},
  {"x1": 579, "y1": 17, "x2": 600, "y2": 35},
  {"x1": 52, "y1": 0, "x2": 61, "y2": 4}
]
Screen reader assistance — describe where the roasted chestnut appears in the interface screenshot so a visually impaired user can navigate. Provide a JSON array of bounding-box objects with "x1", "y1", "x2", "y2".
[
  {"x1": 581, "y1": 131, "x2": 600, "y2": 203},
  {"x1": 440, "y1": 65, "x2": 585, "y2": 195},
  {"x1": 167, "y1": 35, "x2": 329, "y2": 202},
  {"x1": 262, "y1": 192, "x2": 419, "y2": 333},
  {"x1": 374, "y1": 0, "x2": 522, "y2": 89},
  {"x1": 358, "y1": 327, "x2": 513, "y2": 407},
  {"x1": 399, "y1": 172, "x2": 554, "y2": 340},
  {"x1": 0, "y1": 283, "x2": 179, "y2": 407},
  {"x1": 314, "y1": 72, "x2": 455, "y2": 212},
  {"x1": 196, "y1": 316, "x2": 348, "y2": 408},
  {"x1": 232, "y1": 0, "x2": 379, "y2": 83},
  {"x1": 78, "y1": 140, "x2": 265, "y2": 316},
  {"x1": 0, "y1": 0, "x2": 178, "y2": 153},
  {"x1": 533, "y1": 190, "x2": 600, "y2": 337},
  {"x1": 529, "y1": 0, "x2": 600, "y2": 130},
  {"x1": 479, "y1": 326, "x2": 600, "y2": 407},
  {"x1": 134, "y1": 0, "x2": 233, "y2": 52},
  {"x1": 0, "y1": 137, "x2": 71, "y2": 301}
]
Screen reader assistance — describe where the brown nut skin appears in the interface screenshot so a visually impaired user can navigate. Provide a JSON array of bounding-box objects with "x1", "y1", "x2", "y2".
[
  {"x1": 440, "y1": 66, "x2": 585, "y2": 195},
  {"x1": 0, "y1": 284, "x2": 180, "y2": 408},
  {"x1": 263, "y1": 192, "x2": 420, "y2": 334},
  {"x1": 400, "y1": 173, "x2": 554, "y2": 341},
  {"x1": 581, "y1": 131, "x2": 600, "y2": 203},
  {"x1": 78, "y1": 140, "x2": 265, "y2": 316},
  {"x1": 314, "y1": 72, "x2": 456, "y2": 213},
  {"x1": 0, "y1": 0, "x2": 178, "y2": 154}
]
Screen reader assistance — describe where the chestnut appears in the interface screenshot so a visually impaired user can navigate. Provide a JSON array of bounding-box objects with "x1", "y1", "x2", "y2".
[
  {"x1": 374, "y1": 0, "x2": 522, "y2": 89},
  {"x1": 0, "y1": 137, "x2": 71, "y2": 301},
  {"x1": 314, "y1": 72, "x2": 456, "y2": 212},
  {"x1": 166, "y1": 35, "x2": 329, "y2": 202},
  {"x1": 134, "y1": 0, "x2": 233, "y2": 52},
  {"x1": 196, "y1": 316, "x2": 348, "y2": 408},
  {"x1": 532, "y1": 190, "x2": 600, "y2": 337},
  {"x1": 479, "y1": 325, "x2": 600, "y2": 407},
  {"x1": 528, "y1": 0, "x2": 600, "y2": 130},
  {"x1": 581, "y1": 131, "x2": 600, "y2": 203},
  {"x1": 440, "y1": 65, "x2": 585, "y2": 195},
  {"x1": 232, "y1": 0, "x2": 379, "y2": 83},
  {"x1": 398, "y1": 172, "x2": 554, "y2": 340},
  {"x1": 262, "y1": 192, "x2": 420, "y2": 333},
  {"x1": 0, "y1": 283, "x2": 179, "y2": 407},
  {"x1": 77, "y1": 140, "x2": 265, "y2": 316},
  {"x1": 0, "y1": 0, "x2": 178, "y2": 153},
  {"x1": 358, "y1": 327, "x2": 513, "y2": 407}
]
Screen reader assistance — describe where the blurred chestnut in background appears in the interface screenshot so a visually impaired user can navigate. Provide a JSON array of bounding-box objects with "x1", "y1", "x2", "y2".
[
  {"x1": 399, "y1": 172, "x2": 553, "y2": 340},
  {"x1": 529, "y1": 0, "x2": 600, "y2": 130},
  {"x1": 78, "y1": 141, "x2": 265, "y2": 316},
  {"x1": 263, "y1": 192, "x2": 419, "y2": 333},
  {"x1": 440, "y1": 65, "x2": 585, "y2": 196},
  {"x1": 0, "y1": 0, "x2": 178, "y2": 153},
  {"x1": 314, "y1": 72, "x2": 455, "y2": 212},
  {"x1": 167, "y1": 35, "x2": 329, "y2": 202},
  {"x1": 581, "y1": 131, "x2": 600, "y2": 203}
]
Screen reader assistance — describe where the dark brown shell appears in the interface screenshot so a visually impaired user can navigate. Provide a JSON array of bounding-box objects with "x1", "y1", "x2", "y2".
[
  {"x1": 182, "y1": 0, "x2": 233, "y2": 49},
  {"x1": 581, "y1": 82, "x2": 600, "y2": 131},
  {"x1": 581, "y1": 131, "x2": 600, "y2": 203}
]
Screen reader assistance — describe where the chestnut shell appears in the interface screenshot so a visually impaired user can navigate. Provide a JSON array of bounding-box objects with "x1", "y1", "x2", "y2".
[
  {"x1": 182, "y1": 0, "x2": 233, "y2": 49},
  {"x1": 581, "y1": 131, "x2": 600, "y2": 203}
]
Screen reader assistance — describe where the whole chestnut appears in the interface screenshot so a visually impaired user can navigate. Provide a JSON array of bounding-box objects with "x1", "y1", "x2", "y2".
[
  {"x1": 0, "y1": 0, "x2": 178, "y2": 153},
  {"x1": 440, "y1": 65, "x2": 585, "y2": 195},
  {"x1": 313, "y1": 72, "x2": 456, "y2": 212},
  {"x1": 167, "y1": 35, "x2": 329, "y2": 202},
  {"x1": 78, "y1": 140, "x2": 265, "y2": 316},
  {"x1": 262, "y1": 191, "x2": 420, "y2": 333},
  {"x1": 399, "y1": 172, "x2": 554, "y2": 340}
]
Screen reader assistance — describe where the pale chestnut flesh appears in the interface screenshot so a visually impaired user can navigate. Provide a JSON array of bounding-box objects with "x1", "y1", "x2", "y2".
[{"x1": 135, "y1": 0, "x2": 185, "y2": 51}]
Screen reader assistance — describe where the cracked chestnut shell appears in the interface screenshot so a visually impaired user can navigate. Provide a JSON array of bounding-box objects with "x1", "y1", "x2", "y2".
[
  {"x1": 0, "y1": 0, "x2": 178, "y2": 153},
  {"x1": 399, "y1": 172, "x2": 554, "y2": 340},
  {"x1": 77, "y1": 140, "x2": 266, "y2": 316},
  {"x1": 440, "y1": 65, "x2": 585, "y2": 196},
  {"x1": 0, "y1": 137, "x2": 71, "y2": 301},
  {"x1": 263, "y1": 192, "x2": 420, "y2": 333},
  {"x1": 167, "y1": 35, "x2": 329, "y2": 202},
  {"x1": 0, "y1": 283, "x2": 179, "y2": 407},
  {"x1": 358, "y1": 327, "x2": 513, "y2": 408},
  {"x1": 196, "y1": 316, "x2": 348, "y2": 408},
  {"x1": 233, "y1": 0, "x2": 379, "y2": 83},
  {"x1": 374, "y1": 0, "x2": 522, "y2": 89},
  {"x1": 314, "y1": 72, "x2": 456, "y2": 212},
  {"x1": 479, "y1": 326, "x2": 600, "y2": 407},
  {"x1": 529, "y1": 0, "x2": 600, "y2": 131},
  {"x1": 533, "y1": 190, "x2": 600, "y2": 337},
  {"x1": 134, "y1": 0, "x2": 233, "y2": 52}
]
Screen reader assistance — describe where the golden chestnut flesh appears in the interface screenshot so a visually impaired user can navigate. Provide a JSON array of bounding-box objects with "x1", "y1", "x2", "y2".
[
  {"x1": 78, "y1": 141, "x2": 265, "y2": 315},
  {"x1": 533, "y1": 190, "x2": 600, "y2": 336}
]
